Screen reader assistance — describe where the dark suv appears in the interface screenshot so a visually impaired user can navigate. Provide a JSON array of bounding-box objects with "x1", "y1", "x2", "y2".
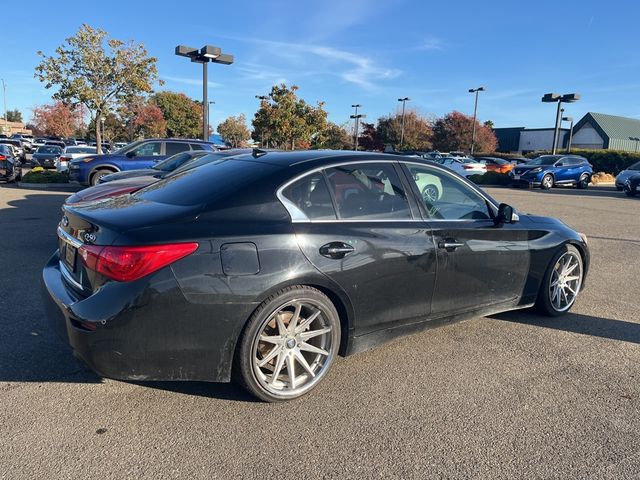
[
  {"x1": 68, "y1": 138, "x2": 217, "y2": 186},
  {"x1": 510, "y1": 155, "x2": 593, "y2": 190}
]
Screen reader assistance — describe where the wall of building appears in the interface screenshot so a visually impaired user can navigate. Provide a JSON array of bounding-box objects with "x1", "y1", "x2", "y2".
[
  {"x1": 571, "y1": 124, "x2": 604, "y2": 150},
  {"x1": 0, "y1": 120, "x2": 32, "y2": 136},
  {"x1": 518, "y1": 129, "x2": 568, "y2": 153}
]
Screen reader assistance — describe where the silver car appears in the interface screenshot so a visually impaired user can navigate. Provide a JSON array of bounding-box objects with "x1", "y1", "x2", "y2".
[{"x1": 615, "y1": 161, "x2": 640, "y2": 190}]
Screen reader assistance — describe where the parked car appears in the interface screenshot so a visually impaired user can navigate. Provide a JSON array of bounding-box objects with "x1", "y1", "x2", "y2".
[
  {"x1": 32, "y1": 145, "x2": 64, "y2": 169},
  {"x1": 475, "y1": 157, "x2": 515, "y2": 174},
  {"x1": 56, "y1": 146, "x2": 99, "y2": 173},
  {"x1": 0, "y1": 139, "x2": 25, "y2": 161},
  {"x1": 0, "y1": 144, "x2": 22, "y2": 182},
  {"x1": 434, "y1": 156, "x2": 487, "y2": 177},
  {"x1": 614, "y1": 161, "x2": 640, "y2": 190},
  {"x1": 68, "y1": 138, "x2": 217, "y2": 186},
  {"x1": 622, "y1": 173, "x2": 640, "y2": 197},
  {"x1": 11, "y1": 134, "x2": 34, "y2": 152},
  {"x1": 44, "y1": 140, "x2": 67, "y2": 150},
  {"x1": 510, "y1": 155, "x2": 592, "y2": 190},
  {"x1": 43, "y1": 150, "x2": 589, "y2": 402},
  {"x1": 113, "y1": 142, "x2": 128, "y2": 150},
  {"x1": 32, "y1": 138, "x2": 48, "y2": 149},
  {"x1": 67, "y1": 149, "x2": 251, "y2": 204}
]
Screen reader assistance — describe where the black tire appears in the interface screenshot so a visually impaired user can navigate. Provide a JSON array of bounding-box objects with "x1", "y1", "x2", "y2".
[
  {"x1": 234, "y1": 285, "x2": 341, "y2": 402},
  {"x1": 576, "y1": 174, "x2": 590, "y2": 189},
  {"x1": 624, "y1": 186, "x2": 636, "y2": 197},
  {"x1": 421, "y1": 184, "x2": 440, "y2": 203},
  {"x1": 540, "y1": 174, "x2": 554, "y2": 190},
  {"x1": 535, "y1": 244, "x2": 583, "y2": 317},
  {"x1": 90, "y1": 169, "x2": 112, "y2": 186}
]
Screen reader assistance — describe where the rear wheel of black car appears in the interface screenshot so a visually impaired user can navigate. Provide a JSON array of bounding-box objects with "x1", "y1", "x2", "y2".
[
  {"x1": 90, "y1": 169, "x2": 112, "y2": 186},
  {"x1": 536, "y1": 244, "x2": 583, "y2": 317},
  {"x1": 576, "y1": 174, "x2": 590, "y2": 189},
  {"x1": 541, "y1": 174, "x2": 554, "y2": 190},
  {"x1": 624, "y1": 185, "x2": 636, "y2": 197},
  {"x1": 235, "y1": 286, "x2": 341, "y2": 402}
]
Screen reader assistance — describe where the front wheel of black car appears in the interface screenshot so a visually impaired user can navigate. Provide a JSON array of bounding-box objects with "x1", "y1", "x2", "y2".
[
  {"x1": 576, "y1": 174, "x2": 590, "y2": 189},
  {"x1": 536, "y1": 244, "x2": 583, "y2": 317},
  {"x1": 235, "y1": 286, "x2": 341, "y2": 402}
]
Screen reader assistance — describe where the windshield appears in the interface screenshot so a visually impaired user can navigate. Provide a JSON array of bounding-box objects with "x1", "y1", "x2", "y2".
[
  {"x1": 527, "y1": 155, "x2": 561, "y2": 166},
  {"x1": 37, "y1": 146, "x2": 62, "y2": 154},
  {"x1": 152, "y1": 151, "x2": 204, "y2": 172}
]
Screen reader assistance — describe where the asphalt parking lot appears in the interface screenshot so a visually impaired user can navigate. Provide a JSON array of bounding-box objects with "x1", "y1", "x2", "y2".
[{"x1": 1, "y1": 182, "x2": 638, "y2": 479}]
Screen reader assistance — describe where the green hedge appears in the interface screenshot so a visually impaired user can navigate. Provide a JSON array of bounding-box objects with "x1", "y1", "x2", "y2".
[
  {"x1": 21, "y1": 170, "x2": 69, "y2": 183},
  {"x1": 468, "y1": 172, "x2": 512, "y2": 186},
  {"x1": 522, "y1": 149, "x2": 640, "y2": 174}
]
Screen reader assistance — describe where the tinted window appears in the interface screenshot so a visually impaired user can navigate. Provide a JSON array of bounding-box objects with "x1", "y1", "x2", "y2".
[
  {"x1": 324, "y1": 163, "x2": 411, "y2": 220},
  {"x1": 190, "y1": 143, "x2": 205, "y2": 151},
  {"x1": 628, "y1": 161, "x2": 640, "y2": 171},
  {"x1": 37, "y1": 146, "x2": 62, "y2": 154},
  {"x1": 131, "y1": 141, "x2": 161, "y2": 156},
  {"x1": 282, "y1": 173, "x2": 336, "y2": 220},
  {"x1": 406, "y1": 165, "x2": 491, "y2": 220},
  {"x1": 166, "y1": 142, "x2": 190, "y2": 156},
  {"x1": 528, "y1": 155, "x2": 561, "y2": 166}
]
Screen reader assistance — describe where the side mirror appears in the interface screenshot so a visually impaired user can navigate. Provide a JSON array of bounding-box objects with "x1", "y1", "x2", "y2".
[
  {"x1": 125, "y1": 150, "x2": 136, "y2": 158},
  {"x1": 495, "y1": 203, "x2": 518, "y2": 226}
]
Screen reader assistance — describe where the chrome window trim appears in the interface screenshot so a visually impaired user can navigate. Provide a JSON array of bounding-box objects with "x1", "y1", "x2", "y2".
[{"x1": 276, "y1": 158, "x2": 499, "y2": 224}]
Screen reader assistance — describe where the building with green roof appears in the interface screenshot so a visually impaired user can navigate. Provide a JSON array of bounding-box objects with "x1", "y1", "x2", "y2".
[{"x1": 571, "y1": 112, "x2": 640, "y2": 152}]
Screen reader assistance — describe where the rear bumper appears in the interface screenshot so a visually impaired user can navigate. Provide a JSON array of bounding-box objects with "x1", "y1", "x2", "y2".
[{"x1": 41, "y1": 251, "x2": 248, "y2": 382}]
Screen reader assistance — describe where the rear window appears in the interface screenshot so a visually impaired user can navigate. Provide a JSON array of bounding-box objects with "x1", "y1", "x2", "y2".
[
  {"x1": 134, "y1": 158, "x2": 281, "y2": 206},
  {"x1": 166, "y1": 142, "x2": 190, "y2": 156}
]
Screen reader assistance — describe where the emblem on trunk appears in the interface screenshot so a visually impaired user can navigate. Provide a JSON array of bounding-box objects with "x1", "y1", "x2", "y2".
[
  {"x1": 83, "y1": 232, "x2": 97, "y2": 244},
  {"x1": 61, "y1": 215, "x2": 69, "y2": 227}
]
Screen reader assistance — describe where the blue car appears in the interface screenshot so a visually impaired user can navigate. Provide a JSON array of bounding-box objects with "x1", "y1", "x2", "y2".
[
  {"x1": 510, "y1": 155, "x2": 593, "y2": 190},
  {"x1": 68, "y1": 138, "x2": 217, "y2": 186}
]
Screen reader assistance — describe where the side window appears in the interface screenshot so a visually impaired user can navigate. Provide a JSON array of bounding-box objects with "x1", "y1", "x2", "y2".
[
  {"x1": 190, "y1": 143, "x2": 205, "y2": 151},
  {"x1": 281, "y1": 172, "x2": 336, "y2": 221},
  {"x1": 131, "y1": 141, "x2": 161, "y2": 157},
  {"x1": 406, "y1": 164, "x2": 491, "y2": 221},
  {"x1": 166, "y1": 142, "x2": 190, "y2": 156},
  {"x1": 324, "y1": 163, "x2": 411, "y2": 220}
]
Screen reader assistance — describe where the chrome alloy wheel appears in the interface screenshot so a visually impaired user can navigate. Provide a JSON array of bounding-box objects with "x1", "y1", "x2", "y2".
[
  {"x1": 251, "y1": 299, "x2": 338, "y2": 398},
  {"x1": 548, "y1": 252, "x2": 582, "y2": 312}
]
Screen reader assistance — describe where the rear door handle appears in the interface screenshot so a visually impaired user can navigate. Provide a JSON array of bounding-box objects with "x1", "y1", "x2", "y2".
[
  {"x1": 319, "y1": 242, "x2": 355, "y2": 259},
  {"x1": 438, "y1": 240, "x2": 465, "y2": 251}
]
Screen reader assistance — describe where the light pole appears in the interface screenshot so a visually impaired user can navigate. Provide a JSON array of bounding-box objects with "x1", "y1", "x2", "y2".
[
  {"x1": 542, "y1": 93, "x2": 580, "y2": 154},
  {"x1": 255, "y1": 95, "x2": 269, "y2": 147},
  {"x1": 1, "y1": 79, "x2": 6, "y2": 125},
  {"x1": 468, "y1": 87, "x2": 485, "y2": 155},
  {"x1": 100, "y1": 116, "x2": 106, "y2": 150},
  {"x1": 350, "y1": 104, "x2": 365, "y2": 151},
  {"x1": 397, "y1": 97, "x2": 410, "y2": 150},
  {"x1": 175, "y1": 45, "x2": 234, "y2": 141},
  {"x1": 207, "y1": 101, "x2": 215, "y2": 140},
  {"x1": 562, "y1": 113, "x2": 574, "y2": 153}
]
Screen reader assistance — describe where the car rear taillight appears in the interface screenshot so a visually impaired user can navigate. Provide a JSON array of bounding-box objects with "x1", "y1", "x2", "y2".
[
  {"x1": 79, "y1": 243, "x2": 198, "y2": 282},
  {"x1": 463, "y1": 165, "x2": 474, "y2": 170},
  {"x1": 0, "y1": 155, "x2": 5, "y2": 161},
  {"x1": 59, "y1": 156, "x2": 71, "y2": 162}
]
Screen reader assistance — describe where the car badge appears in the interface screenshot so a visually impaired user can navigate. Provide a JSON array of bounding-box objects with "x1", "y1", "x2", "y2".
[
  {"x1": 83, "y1": 232, "x2": 97, "y2": 244},
  {"x1": 61, "y1": 215, "x2": 69, "y2": 227}
]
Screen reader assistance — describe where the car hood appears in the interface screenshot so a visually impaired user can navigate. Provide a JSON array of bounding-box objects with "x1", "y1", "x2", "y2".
[
  {"x1": 616, "y1": 170, "x2": 638, "y2": 181},
  {"x1": 101, "y1": 169, "x2": 160, "y2": 183}
]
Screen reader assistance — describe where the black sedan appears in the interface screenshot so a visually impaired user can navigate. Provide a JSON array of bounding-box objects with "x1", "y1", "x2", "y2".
[
  {"x1": 42, "y1": 150, "x2": 590, "y2": 402},
  {"x1": 32, "y1": 145, "x2": 64, "y2": 169},
  {"x1": 623, "y1": 173, "x2": 640, "y2": 197},
  {"x1": 0, "y1": 144, "x2": 22, "y2": 182}
]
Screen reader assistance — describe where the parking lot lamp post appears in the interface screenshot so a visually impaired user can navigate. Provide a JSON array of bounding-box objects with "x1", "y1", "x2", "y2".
[
  {"x1": 1, "y1": 79, "x2": 6, "y2": 124},
  {"x1": 100, "y1": 116, "x2": 106, "y2": 148},
  {"x1": 468, "y1": 87, "x2": 485, "y2": 155},
  {"x1": 542, "y1": 93, "x2": 580, "y2": 154},
  {"x1": 351, "y1": 104, "x2": 363, "y2": 150},
  {"x1": 398, "y1": 97, "x2": 410, "y2": 150},
  {"x1": 255, "y1": 95, "x2": 269, "y2": 147},
  {"x1": 175, "y1": 45, "x2": 234, "y2": 141},
  {"x1": 207, "y1": 101, "x2": 215, "y2": 140},
  {"x1": 562, "y1": 115, "x2": 574, "y2": 153}
]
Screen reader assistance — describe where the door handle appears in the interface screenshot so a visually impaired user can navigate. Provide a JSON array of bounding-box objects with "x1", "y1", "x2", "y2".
[
  {"x1": 319, "y1": 242, "x2": 355, "y2": 259},
  {"x1": 438, "y1": 240, "x2": 465, "y2": 251}
]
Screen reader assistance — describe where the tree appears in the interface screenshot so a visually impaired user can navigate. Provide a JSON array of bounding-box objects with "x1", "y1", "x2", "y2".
[
  {"x1": 5, "y1": 109, "x2": 23, "y2": 123},
  {"x1": 34, "y1": 24, "x2": 160, "y2": 153},
  {"x1": 117, "y1": 96, "x2": 166, "y2": 140},
  {"x1": 151, "y1": 91, "x2": 202, "y2": 139},
  {"x1": 357, "y1": 122, "x2": 384, "y2": 151},
  {"x1": 217, "y1": 114, "x2": 251, "y2": 147},
  {"x1": 313, "y1": 122, "x2": 351, "y2": 150},
  {"x1": 31, "y1": 102, "x2": 86, "y2": 137},
  {"x1": 432, "y1": 111, "x2": 497, "y2": 153},
  {"x1": 376, "y1": 109, "x2": 432, "y2": 151},
  {"x1": 483, "y1": 119, "x2": 494, "y2": 129},
  {"x1": 252, "y1": 84, "x2": 328, "y2": 150}
]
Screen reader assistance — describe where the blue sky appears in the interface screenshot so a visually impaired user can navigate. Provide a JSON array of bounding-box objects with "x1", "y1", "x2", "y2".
[{"x1": 2, "y1": 0, "x2": 640, "y2": 131}]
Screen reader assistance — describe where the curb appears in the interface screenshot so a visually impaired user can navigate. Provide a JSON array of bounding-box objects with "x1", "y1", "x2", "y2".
[{"x1": 16, "y1": 182, "x2": 82, "y2": 192}]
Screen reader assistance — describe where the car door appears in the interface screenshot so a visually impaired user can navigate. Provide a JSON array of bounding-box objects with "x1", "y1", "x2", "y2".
[
  {"x1": 400, "y1": 162, "x2": 530, "y2": 317},
  {"x1": 126, "y1": 141, "x2": 163, "y2": 169},
  {"x1": 280, "y1": 161, "x2": 437, "y2": 336}
]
